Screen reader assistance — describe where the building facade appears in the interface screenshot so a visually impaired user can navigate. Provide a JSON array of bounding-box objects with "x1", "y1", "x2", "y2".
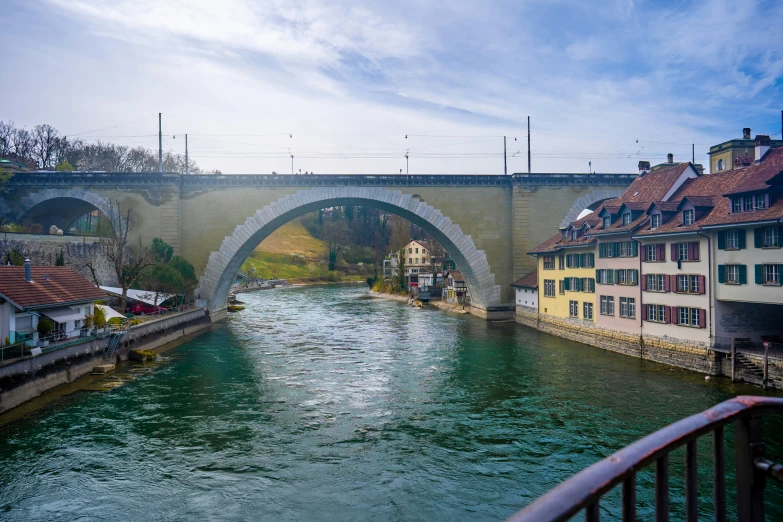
[{"x1": 511, "y1": 269, "x2": 538, "y2": 309}]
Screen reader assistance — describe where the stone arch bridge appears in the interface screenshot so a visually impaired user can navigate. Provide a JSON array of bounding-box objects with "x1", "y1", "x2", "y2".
[{"x1": 1, "y1": 173, "x2": 633, "y2": 319}]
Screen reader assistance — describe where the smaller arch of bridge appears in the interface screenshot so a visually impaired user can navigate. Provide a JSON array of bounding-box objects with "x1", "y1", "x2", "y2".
[
  {"x1": 199, "y1": 187, "x2": 502, "y2": 314},
  {"x1": 14, "y1": 188, "x2": 116, "y2": 232},
  {"x1": 559, "y1": 189, "x2": 625, "y2": 228}
]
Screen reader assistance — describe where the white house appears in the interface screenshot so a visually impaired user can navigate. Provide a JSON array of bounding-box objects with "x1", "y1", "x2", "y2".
[{"x1": 511, "y1": 269, "x2": 538, "y2": 309}]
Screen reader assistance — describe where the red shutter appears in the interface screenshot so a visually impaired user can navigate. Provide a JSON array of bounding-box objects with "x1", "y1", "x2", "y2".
[
  {"x1": 671, "y1": 243, "x2": 677, "y2": 261},
  {"x1": 689, "y1": 242, "x2": 700, "y2": 261},
  {"x1": 699, "y1": 309, "x2": 706, "y2": 329},
  {"x1": 641, "y1": 246, "x2": 647, "y2": 262},
  {"x1": 672, "y1": 306, "x2": 679, "y2": 324},
  {"x1": 664, "y1": 306, "x2": 671, "y2": 324},
  {"x1": 658, "y1": 243, "x2": 666, "y2": 261},
  {"x1": 698, "y1": 275, "x2": 706, "y2": 294},
  {"x1": 664, "y1": 275, "x2": 670, "y2": 293},
  {"x1": 671, "y1": 275, "x2": 679, "y2": 293},
  {"x1": 641, "y1": 277, "x2": 647, "y2": 291}
]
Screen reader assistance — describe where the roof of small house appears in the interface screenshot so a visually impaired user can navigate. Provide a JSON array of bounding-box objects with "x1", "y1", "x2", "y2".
[
  {"x1": 511, "y1": 269, "x2": 538, "y2": 289},
  {"x1": 448, "y1": 270, "x2": 464, "y2": 282},
  {"x1": 528, "y1": 214, "x2": 599, "y2": 254},
  {"x1": 0, "y1": 266, "x2": 106, "y2": 309}
]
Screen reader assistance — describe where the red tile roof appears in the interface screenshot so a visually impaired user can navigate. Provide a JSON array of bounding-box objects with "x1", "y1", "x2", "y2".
[
  {"x1": 511, "y1": 269, "x2": 538, "y2": 288},
  {"x1": 529, "y1": 214, "x2": 599, "y2": 253},
  {"x1": 0, "y1": 266, "x2": 106, "y2": 309},
  {"x1": 615, "y1": 163, "x2": 692, "y2": 205}
]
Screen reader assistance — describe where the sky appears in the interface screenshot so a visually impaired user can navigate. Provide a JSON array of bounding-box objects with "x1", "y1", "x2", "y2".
[{"x1": 2, "y1": 0, "x2": 782, "y2": 175}]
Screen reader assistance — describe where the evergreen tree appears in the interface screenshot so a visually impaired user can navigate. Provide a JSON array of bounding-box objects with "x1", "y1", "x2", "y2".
[{"x1": 55, "y1": 249, "x2": 65, "y2": 266}]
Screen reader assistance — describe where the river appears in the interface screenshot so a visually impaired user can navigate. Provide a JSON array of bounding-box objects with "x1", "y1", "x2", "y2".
[{"x1": 1, "y1": 284, "x2": 781, "y2": 521}]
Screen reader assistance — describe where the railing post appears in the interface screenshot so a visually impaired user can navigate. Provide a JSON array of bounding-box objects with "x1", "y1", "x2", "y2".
[
  {"x1": 763, "y1": 343, "x2": 769, "y2": 390},
  {"x1": 734, "y1": 416, "x2": 765, "y2": 522},
  {"x1": 731, "y1": 338, "x2": 736, "y2": 382}
]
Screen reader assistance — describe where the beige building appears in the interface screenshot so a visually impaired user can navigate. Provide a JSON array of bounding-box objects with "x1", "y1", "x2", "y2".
[{"x1": 708, "y1": 128, "x2": 782, "y2": 174}]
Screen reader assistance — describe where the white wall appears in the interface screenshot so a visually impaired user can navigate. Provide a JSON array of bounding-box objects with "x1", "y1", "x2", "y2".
[{"x1": 515, "y1": 287, "x2": 538, "y2": 309}]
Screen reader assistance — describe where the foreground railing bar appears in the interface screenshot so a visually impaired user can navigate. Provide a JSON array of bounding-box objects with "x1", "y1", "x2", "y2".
[
  {"x1": 622, "y1": 474, "x2": 636, "y2": 522},
  {"x1": 713, "y1": 426, "x2": 726, "y2": 522},
  {"x1": 734, "y1": 416, "x2": 765, "y2": 522},
  {"x1": 656, "y1": 455, "x2": 669, "y2": 522},
  {"x1": 686, "y1": 439, "x2": 698, "y2": 522},
  {"x1": 585, "y1": 502, "x2": 599, "y2": 522},
  {"x1": 507, "y1": 397, "x2": 783, "y2": 522}
]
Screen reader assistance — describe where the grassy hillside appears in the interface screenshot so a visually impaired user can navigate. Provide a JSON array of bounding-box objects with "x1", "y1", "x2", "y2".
[{"x1": 253, "y1": 220, "x2": 327, "y2": 259}]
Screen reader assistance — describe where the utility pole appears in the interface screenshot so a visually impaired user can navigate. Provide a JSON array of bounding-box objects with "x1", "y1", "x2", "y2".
[
  {"x1": 158, "y1": 113, "x2": 163, "y2": 173},
  {"x1": 405, "y1": 150, "x2": 409, "y2": 178},
  {"x1": 692, "y1": 143, "x2": 695, "y2": 164},
  {"x1": 503, "y1": 136, "x2": 507, "y2": 175},
  {"x1": 185, "y1": 134, "x2": 189, "y2": 175},
  {"x1": 527, "y1": 116, "x2": 531, "y2": 175},
  {"x1": 291, "y1": 154, "x2": 294, "y2": 175}
]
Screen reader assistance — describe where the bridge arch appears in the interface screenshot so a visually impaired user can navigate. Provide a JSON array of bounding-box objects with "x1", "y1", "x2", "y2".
[
  {"x1": 558, "y1": 189, "x2": 625, "y2": 228},
  {"x1": 14, "y1": 188, "x2": 115, "y2": 232},
  {"x1": 199, "y1": 187, "x2": 502, "y2": 314}
]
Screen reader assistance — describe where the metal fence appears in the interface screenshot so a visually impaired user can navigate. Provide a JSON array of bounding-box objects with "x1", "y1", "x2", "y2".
[
  {"x1": 714, "y1": 336, "x2": 783, "y2": 360},
  {"x1": 508, "y1": 396, "x2": 783, "y2": 522}
]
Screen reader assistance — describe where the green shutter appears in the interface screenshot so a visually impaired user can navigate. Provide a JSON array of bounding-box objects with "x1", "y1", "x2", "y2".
[
  {"x1": 599, "y1": 243, "x2": 606, "y2": 258},
  {"x1": 755, "y1": 264, "x2": 763, "y2": 284},
  {"x1": 595, "y1": 269, "x2": 600, "y2": 282},
  {"x1": 614, "y1": 270, "x2": 620, "y2": 284},
  {"x1": 564, "y1": 278, "x2": 570, "y2": 291},
  {"x1": 588, "y1": 253, "x2": 594, "y2": 267},
  {"x1": 718, "y1": 265, "x2": 726, "y2": 284},
  {"x1": 754, "y1": 228, "x2": 763, "y2": 248},
  {"x1": 607, "y1": 269, "x2": 614, "y2": 284},
  {"x1": 631, "y1": 241, "x2": 638, "y2": 257},
  {"x1": 589, "y1": 279, "x2": 595, "y2": 293},
  {"x1": 739, "y1": 265, "x2": 747, "y2": 285},
  {"x1": 631, "y1": 269, "x2": 638, "y2": 285},
  {"x1": 717, "y1": 231, "x2": 726, "y2": 250},
  {"x1": 738, "y1": 229, "x2": 746, "y2": 249}
]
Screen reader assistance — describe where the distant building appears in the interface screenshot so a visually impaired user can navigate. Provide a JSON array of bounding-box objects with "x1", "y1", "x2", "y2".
[
  {"x1": 708, "y1": 128, "x2": 782, "y2": 174},
  {"x1": 511, "y1": 269, "x2": 538, "y2": 309},
  {"x1": 445, "y1": 270, "x2": 468, "y2": 305},
  {"x1": 0, "y1": 259, "x2": 106, "y2": 346}
]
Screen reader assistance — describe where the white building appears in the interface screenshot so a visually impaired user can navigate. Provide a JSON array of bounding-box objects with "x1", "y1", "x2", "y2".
[{"x1": 511, "y1": 269, "x2": 538, "y2": 309}]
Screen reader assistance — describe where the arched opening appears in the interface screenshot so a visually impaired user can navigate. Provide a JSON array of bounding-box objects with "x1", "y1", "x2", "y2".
[
  {"x1": 14, "y1": 189, "x2": 116, "y2": 235},
  {"x1": 558, "y1": 189, "x2": 625, "y2": 228},
  {"x1": 199, "y1": 187, "x2": 501, "y2": 314}
]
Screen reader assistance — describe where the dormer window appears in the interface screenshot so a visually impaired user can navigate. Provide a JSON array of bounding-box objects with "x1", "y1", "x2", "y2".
[
  {"x1": 622, "y1": 213, "x2": 631, "y2": 226},
  {"x1": 717, "y1": 158, "x2": 726, "y2": 171},
  {"x1": 683, "y1": 209, "x2": 694, "y2": 225},
  {"x1": 571, "y1": 230, "x2": 578, "y2": 240},
  {"x1": 731, "y1": 193, "x2": 767, "y2": 213},
  {"x1": 602, "y1": 216, "x2": 610, "y2": 228},
  {"x1": 651, "y1": 214, "x2": 661, "y2": 229}
]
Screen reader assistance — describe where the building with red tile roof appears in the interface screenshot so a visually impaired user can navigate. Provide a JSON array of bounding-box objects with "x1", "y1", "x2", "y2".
[{"x1": 511, "y1": 269, "x2": 538, "y2": 309}]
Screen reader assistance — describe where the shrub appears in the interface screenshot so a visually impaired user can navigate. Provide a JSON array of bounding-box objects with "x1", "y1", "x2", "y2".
[
  {"x1": 37, "y1": 318, "x2": 53, "y2": 337},
  {"x1": 108, "y1": 317, "x2": 123, "y2": 325},
  {"x1": 93, "y1": 306, "x2": 106, "y2": 327}
]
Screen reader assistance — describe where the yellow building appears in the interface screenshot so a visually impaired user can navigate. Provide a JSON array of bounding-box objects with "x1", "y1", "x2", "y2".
[{"x1": 529, "y1": 218, "x2": 597, "y2": 322}]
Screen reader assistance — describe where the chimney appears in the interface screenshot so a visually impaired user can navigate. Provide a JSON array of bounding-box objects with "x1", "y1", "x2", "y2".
[
  {"x1": 755, "y1": 135, "x2": 771, "y2": 163},
  {"x1": 743, "y1": 127, "x2": 751, "y2": 139},
  {"x1": 638, "y1": 160, "x2": 650, "y2": 176},
  {"x1": 24, "y1": 257, "x2": 31, "y2": 282},
  {"x1": 667, "y1": 153, "x2": 674, "y2": 164}
]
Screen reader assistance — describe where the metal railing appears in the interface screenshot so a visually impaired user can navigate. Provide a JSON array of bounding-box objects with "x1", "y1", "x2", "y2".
[{"x1": 508, "y1": 396, "x2": 783, "y2": 522}]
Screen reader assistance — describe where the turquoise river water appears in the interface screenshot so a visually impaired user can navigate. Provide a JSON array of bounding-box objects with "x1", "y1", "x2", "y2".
[{"x1": 1, "y1": 284, "x2": 782, "y2": 521}]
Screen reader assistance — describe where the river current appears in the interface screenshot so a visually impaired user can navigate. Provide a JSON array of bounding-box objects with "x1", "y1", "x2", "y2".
[{"x1": 1, "y1": 284, "x2": 781, "y2": 521}]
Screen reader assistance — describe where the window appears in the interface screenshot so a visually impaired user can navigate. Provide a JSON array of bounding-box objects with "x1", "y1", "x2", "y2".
[
  {"x1": 597, "y1": 269, "x2": 613, "y2": 285},
  {"x1": 762, "y1": 264, "x2": 780, "y2": 285},
  {"x1": 733, "y1": 194, "x2": 768, "y2": 213},
  {"x1": 646, "y1": 274, "x2": 668, "y2": 292},
  {"x1": 422, "y1": 258, "x2": 427, "y2": 264},
  {"x1": 543, "y1": 279, "x2": 556, "y2": 297},
  {"x1": 726, "y1": 230, "x2": 738, "y2": 250},
  {"x1": 600, "y1": 295, "x2": 614, "y2": 315},
  {"x1": 618, "y1": 242, "x2": 629, "y2": 257},
  {"x1": 732, "y1": 198, "x2": 742, "y2": 213},
  {"x1": 580, "y1": 278, "x2": 595, "y2": 293},
  {"x1": 647, "y1": 304, "x2": 666, "y2": 323},
  {"x1": 558, "y1": 280, "x2": 565, "y2": 294},
  {"x1": 683, "y1": 209, "x2": 694, "y2": 225},
  {"x1": 603, "y1": 216, "x2": 611, "y2": 228},
  {"x1": 676, "y1": 275, "x2": 700, "y2": 294},
  {"x1": 583, "y1": 302, "x2": 593, "y2": 320},
  {"x1": 717, "y1": 158, "x2": 726, "y2": 171},
  {"x1": 676, "y1": 307, "x2": 704, "y2": 327},
  {"x1": 415, "y1": 258, "x2": 419, "y2": 264},
  {"x1": 408, "y1": 248, "x2": 412, "y2": 254},
  {"x1": 415, "y1": 248, "x2": 419, "y2": 254},
  {"x1": 569, "y1": 300, "x2": 579, "y2": 318},
  {"x1": 543, "y1": 256, "x2": 555, "y2": 270},
  {"x1": 651, "y1": 214, "x2": 661, "y2": 229},
  {"x1": 646, "y1": 244, "x2": 657, "y2": 261},
  {"x1": 572, "y1": 230, "x2": 578, "y2": 240},
  {"x1": 422, "y1": 248, "x2": 426, "y2": 254},
  {"x1": 678, "y1": 242, "x2": 689, "y2": 260},
  {"x1": 764, "y1": 227, "x2": 780, "y2": 248},
  {"x1": 726, "y1": 265, "x2": 740, "y2": 284},
  {"x1": 617, "y1": 270, "x2": 626, "y2": 285},
  {"x1": 620, "y1": 297, "x2": 635, "y2": 318},
  {"x1": 614, "y1": 269, "x2": 638, "y2": 286},
  {"x1": 558, "y1": 255, "x2": 565, "y2": 270},
  {"x1": 409, "y1": 258, "x2": 413, "y2": 264},
  {"x1": 622, "y1": 213, "x2": 632, "y2": 226}
]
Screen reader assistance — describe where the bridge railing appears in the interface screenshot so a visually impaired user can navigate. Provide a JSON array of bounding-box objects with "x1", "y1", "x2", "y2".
[{"x1": 507, "y1": 396, "x2": 783, "y2": 522}]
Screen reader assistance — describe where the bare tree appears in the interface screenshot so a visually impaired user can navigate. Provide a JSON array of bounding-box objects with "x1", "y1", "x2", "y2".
[
  {"x1": 11, "y1": 128, "x2": 33, "y2": 162},
  {"x1": 31, "y1": 124, "x2": 61, "y2": 169},
  {"x1": 0, "y1": 121, "x2": 14, "y2": 157},
  {"x1": 388, "y1": 214, "x2": 411, "y2": 255},
  {"x1": 86, "y1": 199, "x2": 153, "y2": 311}
]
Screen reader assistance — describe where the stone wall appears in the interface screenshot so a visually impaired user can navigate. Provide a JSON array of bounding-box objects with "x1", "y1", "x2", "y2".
[{"x1": 0, "y1": 234, "x2": 117, "y2": 286}]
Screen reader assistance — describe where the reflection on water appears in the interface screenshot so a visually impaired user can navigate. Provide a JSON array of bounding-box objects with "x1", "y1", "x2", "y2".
[{"x1": 0, "y1": 285, "x2": 781, "y2": 521}]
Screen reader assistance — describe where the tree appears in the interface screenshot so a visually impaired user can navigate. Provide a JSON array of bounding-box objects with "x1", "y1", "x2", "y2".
[
  {"x1": 55, "y1": 250, "x2": 65, "y2": 266},
  {"x1": 0, "y1": 166, "x2": 12, "y2": 190},
  {"x1": 397, "y1": 247, "x2": 407, "y2": 291},
  {"x1": 31, "y1": 124, "x2": 62, "y2": 170},
  {"x1": 140, "y1": 263, "x2": 184, "y2": 306},
  {"x1": 86, "y1": 199, "x2": 153, "y2": 311},
  {"x1": 322, "y1": 220, "x2": 348, "y2": 271},
  {"x1": 169, "y1": 255, "x2": 198, "y2": 298},
  {"x1": 151, "y1": 237, "x2": 174, "y2": 263},
  {"x1": 4, "y1": 249, "x2": 24, "y2": 266},
  {"x1": 140, "y1": 238, "x2": 198, "y2": 303},
  {"x1": 55, "y1": 159, "x2": 74, "y2": 172}
]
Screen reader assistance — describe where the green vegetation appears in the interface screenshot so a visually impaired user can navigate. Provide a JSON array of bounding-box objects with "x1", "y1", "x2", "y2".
[
  {"x1": 55, "y1": 159, "x2": 74, "y2": 171},
  {"x1": 37, "y1": 318, "x2": 53, "y2": 337},
  {"x1": 371, "y1": 279, "x2": 408, "y2": 296},
  {"x1": 138, "y1": 238, "x2": 198, "y2": 302},
  {"x1": 4, "y1": 249, "x2": 24, "y2": 266},
  {"x1": 241, "y1": 250, "x2": 366, "y2": 282},
  {"x1": 94, "y1": 306, "x2": 107, "y2": 327},
  {"x1": 55, "y1": 249, "x2": 65, "y2": 266}
]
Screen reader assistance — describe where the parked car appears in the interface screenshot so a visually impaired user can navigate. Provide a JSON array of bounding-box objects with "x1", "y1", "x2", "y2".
[{"x1": 128, "y1": 303, "x2": 167, "y2": 315}]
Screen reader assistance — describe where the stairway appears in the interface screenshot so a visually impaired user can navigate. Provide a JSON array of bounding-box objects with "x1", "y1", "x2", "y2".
[{"x1": 104, "y1": 330, "x2": 127, "y2": 357}]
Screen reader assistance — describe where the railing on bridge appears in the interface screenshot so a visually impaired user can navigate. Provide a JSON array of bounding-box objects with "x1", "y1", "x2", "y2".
[{"x1": 508, "y1": 396, "x2": 783, "y2": 522}]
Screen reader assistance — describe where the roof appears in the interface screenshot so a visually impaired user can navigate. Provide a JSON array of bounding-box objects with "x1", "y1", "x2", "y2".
[
  {"x1": 616, "y1": 163, "x2": 692, "y2": 205},
  {"x1": 528, "y1": 213, "x2": 599, "y2": 254},
  {"x1": 448, "y1": 271, "x2": 464, "y2": 282},
  {"x1": 99, "y1": 286, "x2": 175, "y2": 305},
  {"x1": 511, "y1": 269, "x2": 538, "y2": 289},
  {"x1": 0, "y1": 266, "x2": 106, "y2": 309}
]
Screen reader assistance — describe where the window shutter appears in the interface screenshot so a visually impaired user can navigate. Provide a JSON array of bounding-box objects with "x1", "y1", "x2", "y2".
[
  {"x1": 607, "y1": 270, "x2": 614, "y2": 284},
  {"x1": 632, "y1": 241, "x2": 639, "y2": 257},
  {"x1": 699, "y1": 309, "x2": 706, "y2": 329},
  {"x1": 664, "y1": 275, "x2": 670, "y2": 293},
  {"x1": 641, "y1": 277, "x2": 647, "y2": 291},
  {"x1": 613, "y1": 243, "x2": 619, "y2": 257},
  {"x1": 599, "y1": 243, "x2": 606, "y2": 258},
  {"x1": 689, "y1": 242, "x2": 700, "y2": 261},
  {"x1": 738, "y1": 229, "x2": 746, "y2": 249},
  {"x1": 658, "y1": 243, "x2": 666, "y2": 261},
  {"x1": 739, "y1": 265, "x2": 747, "y2": 285},
  {"x1": 673, "y1": 306, "x2": 680, "y2": 324},
  {"x1": 671, "y1": 243, "x2": 677, "y2": 260},
  {"x1": 698, "y1": 275, "x2": 706, "y2": 294},
  {"x1": 717, "y1": 231, "x2": 726, "y2": 250},
  {"x1": 564, "y1": 278, "x2": 570, "y2": 291},
  {"x1": 632, "y1": 269, "x2": 639, "y2": 285},
  {"x1": 754, "y1": 228, "x2": 763, "y2": 248},
  {"x1": 589, "y1": 279, "x2": 595, "y2": 292},
  {"x1": 641, "y1": 246, "x2": 647, "y2": 261},
  {"x1": 588, "y1": 253, "x2": 594, "y2": 267},
  {"x1": 614, "y1": 270, "x2": 620, "y2": 285},
  {"x1": 755, "y1": 264, "x2": 763, "y2": 284},
  {"x1": 580, "y1": 254, "x2": 587, "y2": 267},
  {"x1": 664, "y1": 306, "x2": 671, "y2": 324},
  {"x1": 595, "y1": 269, "x2": 600, "y2": 281},
  {"x1": 718, "y1": 265, "x2": 726, "y2": 284}
]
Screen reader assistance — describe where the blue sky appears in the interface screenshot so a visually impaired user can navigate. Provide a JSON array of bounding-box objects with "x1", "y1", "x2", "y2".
[{"x1": 2, "y1": 0, "x2": 782, "y2": 174}]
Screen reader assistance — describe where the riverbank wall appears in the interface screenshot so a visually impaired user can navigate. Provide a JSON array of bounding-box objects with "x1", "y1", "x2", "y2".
[
  {"x1": 0, "y1": 308, "x2": 211, "y2": 415},
  {"x1": 515, "y1": 307, "x2": 783, "y2": 389}
]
